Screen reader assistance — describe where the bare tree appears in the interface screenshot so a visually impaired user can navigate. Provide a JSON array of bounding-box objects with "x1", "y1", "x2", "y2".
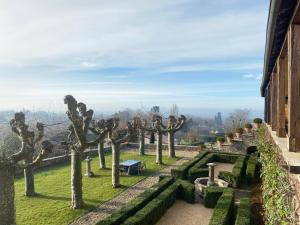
[
  {"x1": 107, "y1": 118, "x2": 134, "y2": 188},
  {"x1": 89, "y1": 119, "x2": 110, "y2": 169},
  {"x1": 147, "y1": 115, "x2": 165, "y2": 165},
  {"x1": 224, "y1": 109, "x2": 251, "y2": 133},
  {"x1": 166, "y1": 115, "x2": 186, "y2": 158},
  {"x1": 9, "y1": 112, "x2": 46, "y2": 196},
  {"x1": 64, "y1": 95, "x2": 99, "y2": 209},
  {"x1": 133, "y1": 117, "x2": 148, "y2": 155},
  {"x1": 0, "y1": 137, "x2": 53, "y2": 225}
]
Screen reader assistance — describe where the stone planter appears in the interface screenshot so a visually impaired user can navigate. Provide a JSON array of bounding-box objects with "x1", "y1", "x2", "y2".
[
  {"x1": 245, "y1": 127, "x2": 252, "y2": 133},
  {"x1": 236, "y1": 132, "x2": 242, "y2": 139},
  {"x1": 217, "y1": 141, "x2": 225, "y2": 148},
  {"x1": 254, "y1": 123, "x2": 261, "y2": 129},
  {"x1": 226, "y1": 137, "x2": 233, "y2": 144}
]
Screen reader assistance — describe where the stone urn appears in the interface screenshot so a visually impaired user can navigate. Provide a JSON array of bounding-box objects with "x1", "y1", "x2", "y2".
[
  {"x1": 244, "y1": 123, "x2": 253, "y2": 134},
  {"x1": 226, "y1": 133, "x2": 234, "y2": 144},
  {"x1": 253, "y1": 118, "x2": 263, "y2": 129},
  {"x1": 235, "y1": 128, "x2": 243, "y2": 139},
  {"x1": 217, "y1": 137, "x2": 225, "y2": 148}
]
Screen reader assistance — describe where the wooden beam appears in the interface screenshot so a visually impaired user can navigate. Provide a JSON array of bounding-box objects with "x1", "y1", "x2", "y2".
[
  {"x1": 287, "y1": 24, "x2": 300, "y2": 152},
  {"x1": 277, "y1": 57, "x2": 287, "y2": 137},
  {"x1": 271, "y1": 73, "x2": 278, "y2": 131}
]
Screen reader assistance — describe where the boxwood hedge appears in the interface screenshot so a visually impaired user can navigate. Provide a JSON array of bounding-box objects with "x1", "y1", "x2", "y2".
[
  {"x1": 246, "y1": 155, "x2": 257, "y2": 184},
  {"x1": 209, "y1": 188, "x2": 235, "y2": 225},
  {"x1": 235, "y1": 197, "x2": 251, "y2": 225},
  {"x1": 203, "y1": 186, "x2": 225, "y2": 208},
  {"x1": 97, "y1": 177, "x2": 174, "y2": 225},
  {"x1": 171, "y1": 151, "x2": 209, "y2": 179}
]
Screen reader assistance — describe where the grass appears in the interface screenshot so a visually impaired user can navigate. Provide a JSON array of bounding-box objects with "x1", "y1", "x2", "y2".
[{"x1": 15, "y1": 151, "x2": 178, "y2": 225}]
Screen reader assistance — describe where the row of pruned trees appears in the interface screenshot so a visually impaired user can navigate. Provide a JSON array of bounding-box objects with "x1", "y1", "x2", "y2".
[{"x1": 0, "y1": 95, "x2": 186, "y2": 225}]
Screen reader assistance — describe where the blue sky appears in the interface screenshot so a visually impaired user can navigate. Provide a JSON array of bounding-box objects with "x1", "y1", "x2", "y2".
[{"x1": 0, "y1": 0, "x2": 269, "y2": 117}]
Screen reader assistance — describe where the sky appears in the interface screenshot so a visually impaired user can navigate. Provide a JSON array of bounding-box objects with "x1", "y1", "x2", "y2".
[{"x1": 0, "y1": 0, "x2": 269, "y2": 117}]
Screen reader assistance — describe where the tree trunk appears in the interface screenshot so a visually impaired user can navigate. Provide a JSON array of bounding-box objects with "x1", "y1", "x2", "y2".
[
  {"x1": 71, "y1": 149, "x2": 84, "y2": 209},
  {"x1": 168, "y1": 132, "x2": 175, "y2": 158},
  {"x1": 112, "y1": 144, "x2": 120, "y2": 188},
  {"x1": 24, "y1": 167, "x2": 35, "y2": 196},
  {"x1": 24, "y1": 151, "x2": 35, "y2": 197},
  {"x1": 156, "y1": 133, "x2": 163, "y2": 164},
  {"x1": 139, "y1": 131, "x2": 145, "y2": 155},
  {"x1": 0, "y1": 167, "x2": 16, "y2": 225},
  {"x1": 98, "y1": 142, "x2": 106, "y2": 169}
]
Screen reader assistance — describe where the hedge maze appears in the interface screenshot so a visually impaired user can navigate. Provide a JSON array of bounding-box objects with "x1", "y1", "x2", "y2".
[{"x1": 98, "y1": 150, "x2": 258, "y2": 225}]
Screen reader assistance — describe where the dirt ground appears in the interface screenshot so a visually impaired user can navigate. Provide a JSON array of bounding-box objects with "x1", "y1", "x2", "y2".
[{"x1": 156, "y1": 200, "x2": 213, "y2": 225}]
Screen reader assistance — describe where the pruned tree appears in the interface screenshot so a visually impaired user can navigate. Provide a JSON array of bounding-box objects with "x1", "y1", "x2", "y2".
[
  {"x1": 89, "y1": 119, "x2": 110, "y2": 169},
  {"x1": 9, "y1": 112, "x2": 46, "y2": 196},
  {"x1": 148, "y1": 115, "x2": 166, "y2": 165},
  {"x1": 107, "y1": 118, "x2": 133, "y2": 188},
  {"x1": 0, "y1": 139, "x2": 53, "y2": 225},
  {"x1": 166, "y1": 115, "x2": 186, "y2": 158},
  {"x1": 64, "y1": 95, "x2": 99, "y2": 209},
  {"x1": 133, "y1": 117, "x2": 147, "y2": 155}
]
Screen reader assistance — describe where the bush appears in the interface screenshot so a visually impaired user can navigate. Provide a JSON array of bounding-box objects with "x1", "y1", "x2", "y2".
[
  {"x1": 236, "y1": 128, "x2": 243, "y2": 134},
  {"x1": 209, "y1": 188, "x2": 235, "y2": 225},
  {"x1": 97, "y1": 177, "x2": 174, "y2": 225},
  {"x1": 122, "y1": 183, "x2": 180, "y2": 225},
  {"x1": 203, "y1": 186, "x2": 225, "y2": 208},
  {"x1": 218, "y1": 156, "x2": 246, "y2": 188},
  {"x1": 245, "y1": 123, "x2": 252, "y2": 129},
  {"x1": 217, "y1": 137, "x2": 225, "y2": 142},
  {"x1": 246, "y1": 155, "x2": 257, "y2": 184},
  {"x1": 253, "y1": 118, "x2": 263, "y2": 124},
  {"x1": 177, "y1": 179, "x2": 195, "y2": 203},
  {"x1": 218, "y1": 171, "x2": 235, "y2": 186},
  {"x1": 188, "y1": 153, "x2": 214, "y2": 182},
  {"x1": 226, "y1": 133, "x2": 234, "y2": 139},
  {"x1": 171, "y1": 151, "x2": 208, "y2": 180},
  {"x1": 213, "y1": 153, "x2": 239, "y2": 164},
  {"x1": 235, "y1": 197, "x2": 251, "y2": 225}
]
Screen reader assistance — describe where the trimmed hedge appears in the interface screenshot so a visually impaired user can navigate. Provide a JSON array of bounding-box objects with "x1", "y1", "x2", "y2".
[
  {"x1": 188, "y1": 153, "x2": 215, "y2": 182},
  {"x1": 209, "y1": 188, "x2": 235, "y2": 225},
  {"x1": 171, "y1": 151, "x2": 208, "y2": 179},
  {"x1": 235, "y1": 197, "x2": 251, "y2": 225},
  {"x1": 219, "y1": 156, "x2": 246, "y2": 188},
  {"x1": 177, "y1": 179, "x2": 195, "y2": 203},
  {"x1": 246, "y1": 155, "x2": 257, "y2": 184},
  {"x1": 213, "y1": 153, "x2": 239, "y2": 164},
  {"x1": 203, "y1": 186, "x2": 225, "y2": 208},
  {"x1": 97, "y1": 177, "x2": 174, "y2": 225},
  {"x1": 121, "y1": 182, "x2": 180, "y2": 225}
]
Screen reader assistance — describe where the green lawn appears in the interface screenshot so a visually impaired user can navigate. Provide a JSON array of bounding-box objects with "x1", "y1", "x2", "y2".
[{"x1": 15, "y1": 152, "x2": 177, "y2": 225}]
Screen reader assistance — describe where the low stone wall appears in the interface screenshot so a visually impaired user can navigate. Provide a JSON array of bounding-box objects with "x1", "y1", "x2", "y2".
[{"x1": 127, "y1": 143, "x2": 203, "y2": 152}]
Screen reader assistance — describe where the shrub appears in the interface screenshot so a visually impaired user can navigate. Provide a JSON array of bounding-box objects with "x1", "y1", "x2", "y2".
[
  {"x1": 213, "y1": 153, "x2": 239, "y2": 164},
  {"x1": 203, "y1": 186, "x2": 225, "y2": 208},
  {"x1": 122, "y1": 183, "x2": 180, "y2": 225},
  {"x1": 235, "y1": 197, "x2": 251, "y2": 225},
  {"x1": 253, "y1": 118, "x2": 263, "y2": 124},
  {"x1": 188, "y1": 167, "x2": 209, "y2": 182},
  {"x1": 218, "y1": 171, "x2": 235, "y2": 186},
  {"x1": 218, "y1": 156, "x2": 246, "y2": 188},
  {"x1": 245, "y1": 123, "x2": 253, "y2": 129},
  {"x1": 209, "y1": 188, "x2": 235, "y2": 225},
  {"x1": 236, "y1": 128, "x2": 243, "y2": 134},
  {"x1": 177, "y1": 179, "x2": 195, "y2": 203},
  {"x1": 246, "y1": 155, "x2": 257, "y2": 184},
  {"x1": 171, "y1": 151, "x2": 208, "y2": 180},
  {"x1": 257, "y1": 128, "x2": 294, "y2": 225},
  {"x1": 97, "y1": 177, "x2": 174, "y2": 225},
  {"x1": 217, "y1": 137, "x2": 225, "y2": 142},
  {"x1": 226, "y1": 133, "x2": 234, "y2": 139}
]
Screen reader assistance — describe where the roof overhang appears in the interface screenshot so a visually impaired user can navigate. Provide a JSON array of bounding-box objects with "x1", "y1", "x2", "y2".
[{"x1": 261, "y1": 0, "x2": 298, "y2": 97}]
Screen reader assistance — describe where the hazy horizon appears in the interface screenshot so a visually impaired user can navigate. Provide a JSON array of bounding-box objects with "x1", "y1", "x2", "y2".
[{"x1": 0, "y1": 1, "x2": 268, "y2": 116}]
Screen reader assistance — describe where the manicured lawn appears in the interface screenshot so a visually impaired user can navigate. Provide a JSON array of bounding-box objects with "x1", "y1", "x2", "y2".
[{"x1": 15, "y1": 152, "x2": 177, "y2": 225}]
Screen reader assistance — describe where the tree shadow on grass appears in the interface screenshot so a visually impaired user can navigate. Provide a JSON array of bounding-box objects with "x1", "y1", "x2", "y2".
[{"x1": 34, "y1": 193, "x2": 103, "y2": 205}]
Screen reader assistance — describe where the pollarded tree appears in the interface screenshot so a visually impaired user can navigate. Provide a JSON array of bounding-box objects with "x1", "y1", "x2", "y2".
[
  {"x1": 166, "y1": 115, "x2": 186, "y2": 158},
  {"x1": 0, "y1": 140, "x2": 53, "y2": 225},
  {"x1": 148, "y1": 115, "x2": 166, "y2": 165},
  {"x1": 89, "y1": 119, "x2": 111, "y2": 169},
  {"x1": 64, "y1": 95, "x2": 99, "y2": 209},
  {"x1": 107, "y1": 118, "x2": 134, "y2": 188},
  {"x1": 133, "y1": 117, "x2": 147, "y2": 155},
  {"x1": 9, "y1": 112, "x2": 46, "y2": 196}
]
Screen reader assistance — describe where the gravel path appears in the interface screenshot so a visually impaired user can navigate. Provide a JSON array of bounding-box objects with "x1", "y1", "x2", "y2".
[{"x1": 70, "y1": 151, "x2": 198, "y2": 225}]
